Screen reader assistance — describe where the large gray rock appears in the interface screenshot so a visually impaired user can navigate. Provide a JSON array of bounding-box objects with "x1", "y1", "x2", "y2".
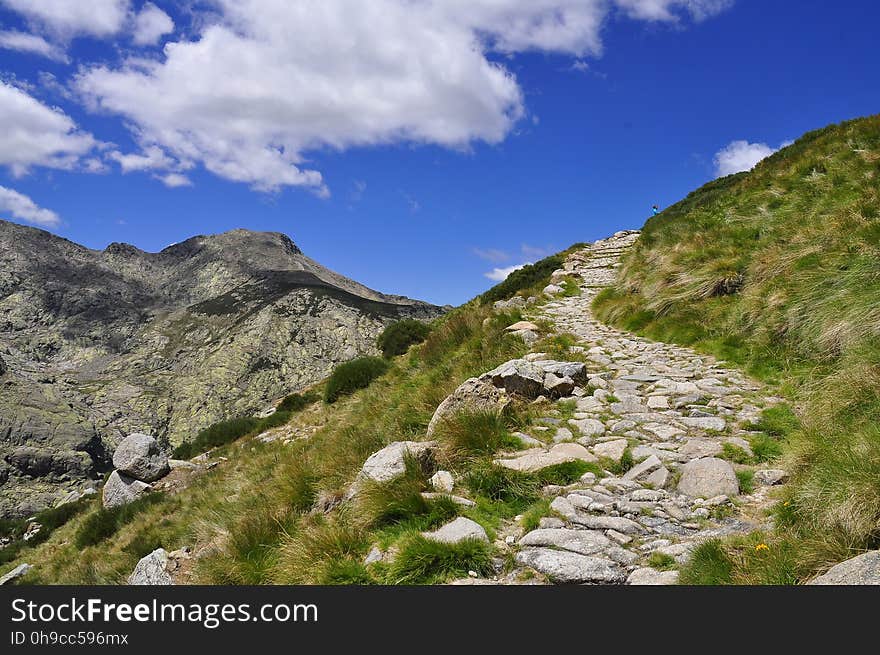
[
  {"x1": 516, "y1": 548, "x2": 625, "y2": 584},
  {"x1": 358, "y1": 441, "x2": 437, "y2": 484},
  {"x1": 494, "y1": 442, "x2": 596, "y2": 473},
  {"x1": 426, "y1": 378, "x2": 510, "y2": 439},
  {"x1": 627, "y1": 567, "x2": 680, "y2": 585},
  {"x1": 807, "y1": 551, "x2": 880, "y2": 585},
  {"x1": 677, "y1": 457, "x2": 739, "y2": 498},
  {"x1": 102, "y1": 470, "x2": 152, "y2": 509},
  {"x1": 519, "y1": 528, "x2": 611, "y2": 555},
  {"x1": 0, "y1": 563, "x2": 32, "y2": 585},
  {"x1": 128, "y1": 548, "x2": 173, "y2": 585},
  {"x1": 113, "y1": 433, "x2": 170, "y2": 482},
  {"x1": 422, "y1": 517, "x2": 488, "y2": 544},
  {"x1": 593, "y1": 439, "x2": 628, "y2": 463},
  {"x1": 483, "y1": 359, "x2": 546, "y2": 398}
]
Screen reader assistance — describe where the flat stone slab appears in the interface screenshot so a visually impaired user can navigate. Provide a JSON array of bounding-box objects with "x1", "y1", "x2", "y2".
[
  {"x1": 495, "y1": 443, "x2": 597, "y2": 472},
  {"x1": 678, "y1": 457, "x2": 739, "y2": 498},
  {"x1": 627, "y1": 567, "x2": 680, "y2": 585},
  {"x1": 680, "y1": 416, "x2": 727, "y2": 432},
  {"x1": 516, "y1": 548, "x2": 626, "y2": 584},
  {"x1": 567, "y1": 513, "x2": 645, "y2": 535},
  {"x1": 593, "y1": 439, "x2": 628, "y2": 462},
  {"x1": 518, "y1": 528, "x2": 611, "y2": 555}
]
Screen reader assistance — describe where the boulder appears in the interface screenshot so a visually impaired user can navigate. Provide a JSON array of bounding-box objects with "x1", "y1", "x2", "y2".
[
  {"x1": 543, "y1": 284, "x2": 563, "y2": 296},
  {"x1": 0, "y1": 563, "x2": 32, "y2": 585},
  {"x1": 482, "y1": 359, "x2": 546, "y2": 398},
  {"x1": 422, "y1": 517, "x2": 488, "y2": 544},
  {"x1": 541, "y1": 361, "x2": 589, "y2": 383},
  {"x1": 807, "y1": 551, "x2": 880, "y2": 585},
  {"x1": 518, "y1": 528, "x2": 611, "y2": 556},
  {"x1": 113, "y1": 433, "x2": 170, "y2": 482},
  {"x1": 544, "y1": 373, "x2": 575, "y2": 398},
  {"x1": 128, "y1": 548, "x2": 173, "y2": 585},
  {"x1": 505, "y1": 321, "x2": 540, "y2": 333},
  {"x1": 102, "y1": 470, "x2": 152, "y2": 509},
  {"x1": 516, "y1": 548, "x2": 625, "y2": 584},
  {"x1": 677, "y1": 457, "x2": 739, "y2": 498},
  {"x1": 426, "y1": 378, "x2": 510, "y2": 439},
  {"x1": 358, "y1": 441, "x2": 437, "y2": 484}
]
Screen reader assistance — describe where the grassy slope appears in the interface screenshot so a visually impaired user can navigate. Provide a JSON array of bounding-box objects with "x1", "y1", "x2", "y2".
[
  {"x1": 594, "y1": 114, "x2": 880, "y2": 582},
  {"x1": 11, "y1": 249, "x2": 585, "y2": 585}
]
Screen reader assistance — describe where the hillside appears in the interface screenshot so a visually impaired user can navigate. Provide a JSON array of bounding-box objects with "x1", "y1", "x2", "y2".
[
  {"x1": 0, "y1": 223, "x2": 442, "y2": 517},
  {"x1": 593, "y1": 114, "x2": 880, "y2": 582}
]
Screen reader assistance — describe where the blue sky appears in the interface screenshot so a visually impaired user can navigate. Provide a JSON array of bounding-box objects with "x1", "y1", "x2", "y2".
[{"x1": 0, "y1": 1, "x2": 878, "y2": 306}]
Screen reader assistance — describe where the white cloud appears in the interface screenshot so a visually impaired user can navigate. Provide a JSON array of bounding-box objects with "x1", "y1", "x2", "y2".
[
  {"x1": 109, "y1": 145, "x2": 175, "y2": 173},
  {"x1": 0, "y1": 30, "x2": 69, "y2": 62},
  {"x1": 0, "y1": 0, "x2": 131, "y2": 39},
  {"x1": 70, "y1": 1, "x2": 733, "y2": 193},
  {"x1": 156, "y1": 172, "x2": 192, "y2": 188},
  {"x1": 0, "y1": 185, "x2": 60, "y2": 227},
  {"x1": 615, "y1": 0, "x2": 733, "y2": 22},
  {"x1": 132, "y1": 2, "x2": 173, "y2": 45},
  {"x1": 0, "y1": 80, "x2": 98, "y2": 176},
  {"x1": 485, "y1": 262, "x2": 529, "y2": 281},
  {"x1": 713, "y1": 139, "x2": 781, "y2": 177},
  {"x1": 521, "y1": 243, "x2": 555, "y2": 258}
]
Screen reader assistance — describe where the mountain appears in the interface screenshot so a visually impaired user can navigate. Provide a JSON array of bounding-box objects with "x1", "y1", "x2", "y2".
[{"x1": 0, "y1": 222, "x2": 443, "y2": 517}]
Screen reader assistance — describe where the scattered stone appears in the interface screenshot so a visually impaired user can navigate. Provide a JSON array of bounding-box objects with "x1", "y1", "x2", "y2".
[
  {"x1": 807, "y1": 551, "x2": 880, "y2": 585},
  {"x1": 102, "y1": 470, "x2": 152, "y2": 509},
  {"x1": 516, "y1": 548, "x2": 626, "y2": 584},
  {"x1": 505, "y1": 321, "x2": 540, "y2": 333},
  {"x1": 592, "y1": 439, "x2": 627, "y2": 462},
  {"x1": 569, "y1": 514, "x2": 644, "y2": 535},
  {"x1": 605, "y1": 529, "x2": 633, "y2": 545},
  {"x1": 754, "y1": 469, "x2": 788, "y2": 486},
  {"x1": 677, "y1": 458, "x2": 739, "y2": 498},
  {"x1": 623, "y1": 454, "x2": 662, "y2": 481},
  {"x1": 364, "y1": 547, "x2": 384, "y2": 565},
  {"x1": 113, "y1": 433, "x2": 170, "y2": 483},
  {"x1": 553, "y1": 427, "x2": 574, "y2": 443},
  {"x1": 570, "y1": 418, "x2": 605, "y2": 438},
  {"x1": 128, "y1": 549, "x2": 173, "y2": 585},
  {"x1": 430, "y1": 470, "x2": 454, "y2": 493},
  {"x1": 538, "y1": 517, "x2": 565, "y2": 529},
  {"x1": 647, "y1": 396, "x2": 670, "y2": 410},
  {"x1": 645, "y1": 466, "x2": 670, "y2": 489},
  {"x1": 680, "y1": 416, "x2": 727, "y2": 432},
  {"x1": 422, "y1": 517, "x2": 488, "y2": 544},
  {"x1": 679, "y1": 438, "x2": 723, "y2": 459}
]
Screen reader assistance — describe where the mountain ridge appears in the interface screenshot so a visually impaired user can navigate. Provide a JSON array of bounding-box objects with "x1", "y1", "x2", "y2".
[{"x1": 0, "y1": 220, "x2": 443, "y2": 517}]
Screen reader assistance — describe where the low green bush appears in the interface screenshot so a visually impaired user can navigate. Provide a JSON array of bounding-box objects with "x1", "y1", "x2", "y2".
[
  {"x1": 479, "y1": 254, "x2": 562, "y2": 305},
  {"x1": 377, "y1": 319, "x2": 432, "y2": 358},
  {"x1": 324, "y1": 357, "x2": 389, "y2": 403},
  {"x1": 277, "y1": 390, "x2": 320, "y2": 413},
  {"x1": 385, "y1": 533, "x2": 494, "y2": 584},
  {"x1": 173, "y1": 417, "x2": 261, "y2": 459}
]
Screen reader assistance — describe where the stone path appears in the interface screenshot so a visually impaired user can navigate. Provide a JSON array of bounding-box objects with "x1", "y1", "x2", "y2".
[{"x1": 488, "y1": 231, "x2": 787, "y2": 584}]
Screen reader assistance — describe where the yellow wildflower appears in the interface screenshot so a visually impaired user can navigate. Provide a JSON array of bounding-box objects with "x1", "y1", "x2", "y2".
[{"x1": 755, "y1": 543, "x2": 770, "y2": 552}]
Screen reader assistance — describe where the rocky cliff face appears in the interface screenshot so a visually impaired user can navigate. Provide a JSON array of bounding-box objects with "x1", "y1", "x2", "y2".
[{"x1": 0, "y1": 220, "x2": 443, "y2": 517}]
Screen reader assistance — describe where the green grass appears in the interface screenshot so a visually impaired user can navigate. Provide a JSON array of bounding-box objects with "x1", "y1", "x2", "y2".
[
  {"x1": 678, "y1": 539, "x2": 733, "y2": 585},
  {"x1": 722, "y1": 442, "x2": 753, "y2": 464},
  {"x1": 647, "y1": 552, "x2": 677, "y2": 571},
  {"x1": 435, "y1": 409, "x2": 521, "y2": 462},
  {"x1": 385, "y1": 534, "x2": 494, "y2": 584},
  {"x1": 324, "y1": 356, "x2": 390, "y2": 403},
  {"x1": 736, "y1": 470, "x2": 755, "y2": 495},
  {"x1": 75, "y1": 494, "x2": 166, "y2": 549},
  {"x1": 593, "y1": 114, "x2": 880, "y2": 583}
]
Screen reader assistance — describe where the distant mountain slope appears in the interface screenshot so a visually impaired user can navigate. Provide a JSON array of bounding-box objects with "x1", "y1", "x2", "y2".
[
  {"x1": 594, "y1": 114, "x2": 880, "y2": 580},
  {"x1": 0, "y1": 222, "x2": 443, "y2": 517}
]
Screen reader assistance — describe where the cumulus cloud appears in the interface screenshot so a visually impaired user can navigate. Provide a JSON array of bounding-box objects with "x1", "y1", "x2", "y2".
[
  {"x1": 0, "y1": 185, "x2": 60, "y2": 227},
  {"x1": 0, "y1": 30, "x2": 69, "y2": 62},
  {"x1": 69, "y1": 1, "x2": 733, "y2": 193},
  {"x1": 713, "y1": 139, "x2": 782, "y2": 177},
  {"x1": 0, "y1": 80, "x2": 98, "y2": 176},
  {"x1": 109, "y1": 145, "x2": 176, "y2": 173},
  {"x1": 485, "y1": 262, "x2": 529, "y2": 282},
  {"x1": 132, "y1": 2, "x2": 173, "y2": 45},
  {"x1": 0, "y1": 0, "x2": 131, "y2": 39}
]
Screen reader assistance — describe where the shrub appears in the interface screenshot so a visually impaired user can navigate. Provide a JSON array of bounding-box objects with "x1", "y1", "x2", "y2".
[
  {"x1": 324, "y1": 356, "x2": 389, "y2": 403},
  {"x1": 678, "y1": 539, "x2": 734, "y2": 585},
  {"x1": 436, "y1": 410, "x2": 519, "y2": 462},
  {"x1": 464, "y1": 460, "x2": 538, "y2": 504},
  {"x1": 173, "y1": 417, "x2": 260, "y2": 459},
  {"x1": 75, "y1": 494, "x2": 165, "y2": 549},
  {"x1": 377, "y1": 319, "x2": 431, "y2": 358},
  {"x1": 479, "y1": 254, "x2": 562, "y2": 305},
  {"x1": 277, "y1": 390, "x2": 320, "y2": 413}
]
